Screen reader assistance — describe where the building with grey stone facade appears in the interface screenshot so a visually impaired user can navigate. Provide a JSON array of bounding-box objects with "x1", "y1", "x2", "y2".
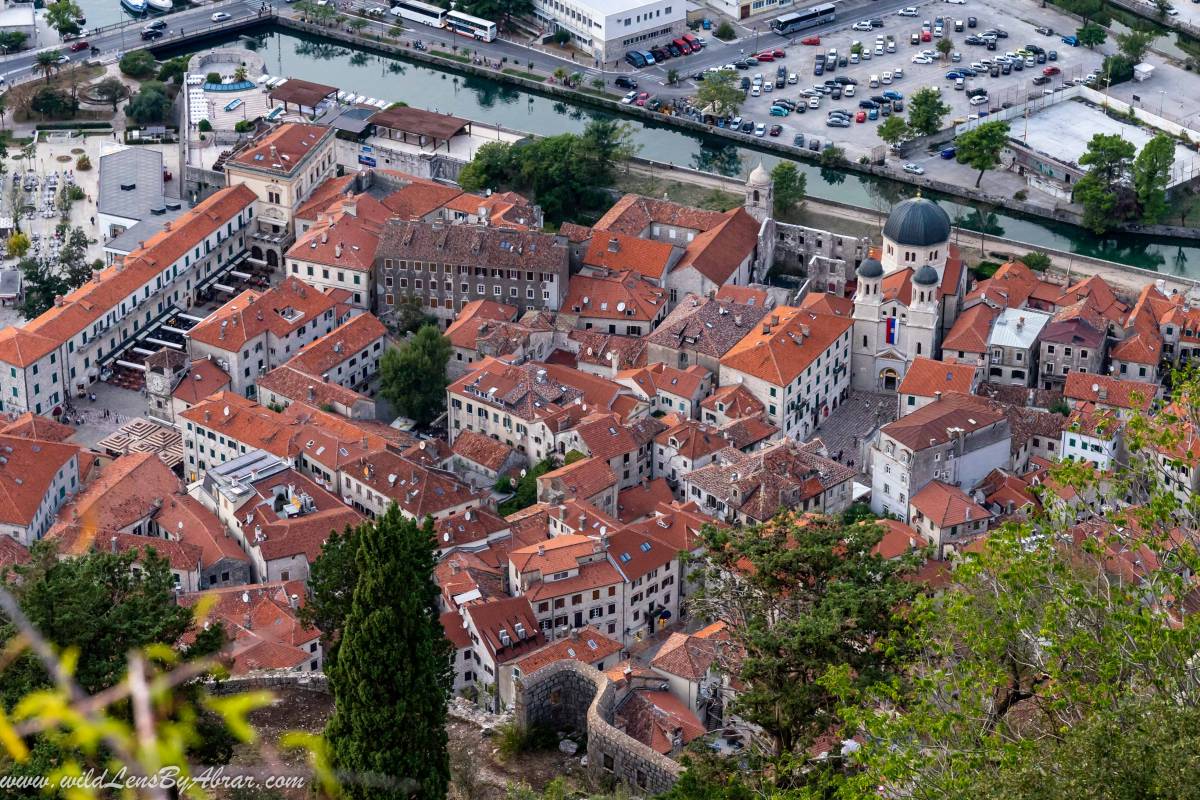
[
  {"x1": 1038, "y1": 303, "x2": 1107, "y2": 391},
  {"x1": 374, "y1": 220, "x2": 569, "y2": 329},
  {"x1": 644, "y1": 294, "x2": 772, "y2": 379}
]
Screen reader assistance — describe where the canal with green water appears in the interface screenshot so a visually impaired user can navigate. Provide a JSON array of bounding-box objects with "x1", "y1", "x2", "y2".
[{"x1": 164, "y1": 25, "x2": 1199, "y2": 276}]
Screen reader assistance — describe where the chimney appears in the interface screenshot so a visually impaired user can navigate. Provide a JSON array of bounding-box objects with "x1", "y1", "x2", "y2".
[
  {"x1": 163, "y1": 221, "x2": 172, "y2": 232},
  {"x1": 289, "y1": 593, "x2": 299, "y2": 610},
  {"x1": 321, "y1": 231, "x2": 328, "y2": 244},
  {"x1": 1017, "y1": 316, "x2": 1025, "y2": 330},
  {"x1": 608, "y1": 237, "x2": 620, "y2": 253},
  {"x1": 934, "y1": 390, "x2": 942, "y2": 400},
  {"x1": 578, "y1": 512, "x2": 586, "y2": 530},
  {"x1": 308, "y1": 385, "x2": 316, "y2": 402},
  {"x1": 269, "y1": 145, "x2": 278, "y2": 160},
  {"x1": 1098, "y1": 386, "x2": 1109, "y2": 401},
  {"x1": 762, "y1": 323, "x2": 771, "y2": 335},
  {"x1": 243, "y1": 613, "x2": 252, "y2": 630},
  {"x1": 110, "y1": 536, "x2": 118, "y2": 553},
  {"x1": 335, "y1": 243, "x2": 343, "y2": 259},
  {"x1": 537, "y1": 544, "x2": 545, "y2": 556}
]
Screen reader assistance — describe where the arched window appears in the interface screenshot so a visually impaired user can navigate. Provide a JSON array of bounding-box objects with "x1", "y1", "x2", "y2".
[{"x1": 753, "y1": 190, "x2": 760, "y2": 202}]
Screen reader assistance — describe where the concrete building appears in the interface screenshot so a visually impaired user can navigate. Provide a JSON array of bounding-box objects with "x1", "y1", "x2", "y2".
[
  {"x1": 97, "y1": 148, "x2": 170, "y2": 242},
  {"x1": 986, "y1": 307, "x2": 1051, "y2": 387},
  {"x1": 1038, "y1": 302, "x2": 1107, "y2": 391},
  {"x1": 530, "y1": 0, "x2": 686, "y2": 63},
  {"x1": 0, "y1": 434, "x2": 80, "y2": 546}
]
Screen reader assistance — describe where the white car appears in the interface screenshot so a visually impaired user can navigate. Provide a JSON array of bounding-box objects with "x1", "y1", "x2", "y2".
[
  {"x1": 912, "y1": 54, "x2": 933, "y2": 64},
  {"x1": 754, "y1": 123, "x2": 766, "y2": 137},
  {"x1": 621, "y1": 90, "x2": 637, "y2": 104},
  {"x1": 750, "y1": 86, "x2": 761, "y2": 97},
  {"x1": 211, "y1": 11, "x2": 232, "y2": 20},
  {"x1": 945, "y1": 0, "x2": 966, "y2": 4},
  {"x1": 898, "y1": 6, "x2": 918, "y2": 15},
  {"x1": 853, "y1": 20, "x2": 873, "y2": 30},
  {"x1": 893, "y1": 67, "x2": 904, "y2": 78},
  {"x1": 808, "y1": 95, "x2": 821, "y2": 108},
  {"x1": 788, "y1": 72, "x2": 798, "y2": 84},
  {"x1": 850, "y1": 53, "x2": 860, "y2": 63},
  {"x1": 844, "y1": 83, "x2": 856, "y2": 96},
  {"x1": 903, "y1": 163, "x2": 925, "y2": 174},
  {"x1": 969, "y1": 93, "x2": 989, "y2": 105}
]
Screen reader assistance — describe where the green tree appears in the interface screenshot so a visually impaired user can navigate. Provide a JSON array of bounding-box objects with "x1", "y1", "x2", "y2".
[
  {"x1": 29, "y1": 86, "x2": 75, "y2": 118},
  {"x1": 936, "y1": 36, "x2": 953, "y2": 59},
  {"x1": 233, "y1": 66, "x2": 248, "y2": 83},
  {"x1": 1117, "y1": 30, "x2": 1154, "y2": 63},
  {"x1": 955, "y1": 120, "x2": 1010, "y2": 188},
  {"x1": 1073, "y1": 173, "x2": 1120, "y2": 234},
  {"x1": 876, "y1": 114, "x2": 910, "y2": 149},
  {"x1": 118, "y1": 49, "x2": 157, "y2": 78},
  {"x1": 550, "y1": 29, "x2": 570, "y2": 46},
  {"x1": 1021, "y1": 250, "x2": 1052, "y2": 270},
  {"x1": 325, "y1": 508, "x2": 451, "y2": 800},
  {"x1": 1154, "y1": 0, "x2": 1172, "y2": 18},
  {"x1": 6, "y1": 232, "x2": 28, "y2": 259},
  {"x1": 695, "y1": 69, "x2": 743, "y2": 117},
  {"x1": 126, "y1": 82, "x2": 171, "y2": 124},
  {"x1": 578, "y1": 117, "x2": 638, "y2": 177},
  {"x1": 714, "y1": 20, "x2": 735, "y2": 40},
  {"x1": 1073, "y1": 133, "x2": 1136, "y2": 232},
  {"x1": 690, "y1": 512, "x2": 918, "y2": 756},
  {"x1": 379, "y1": 324, "x2": 451, "y2": 426},
  {"x1": 34, "y1": 51, "x2": 59, "y2": 84},
  {"x1": 458, "y1": 0, "x2": 531, "y2": 30},
  {"x1": 18, "y1": 258, "x2": 67, "y2": 319},
  {"x1": 44, "y1": 0, "x2": 83, "y2": 36},
  {"x1": 1076, "y1": 21, "x2": 1107, "y2": 49},
  {"x1": 497, "y1": 457, "x2": 556, "y2": 516},
  {"x1": 456, "y1": 140, "x2": 515, "y2": 193},
  {"x1": 1132, "y1": 132, "x2": 1175, "y2": 224},
  {"x1": 667, "y1": 67, "x2": 680, "y2": 85},
  {"x1": 907, "y1": 86, "x2": 951, "y2": 136},
  {"x1": 92, "y1": 76, "x2": 128, "y2": 112},
  {"x1": 156, "y1": 56, "x2": 189, "y2": 85},
  {"x1": 770, "y1": 161, "x2": 806, "y2": 217},
  {"x1": 299, "y1": 525, "x2": 360, "y2": 671},
  {"x1": 820, "y1": 145, "x2": 846, "y2": 166},
  {"x1": 0, "y1": 31, "x2": 26, "y2": 53}
]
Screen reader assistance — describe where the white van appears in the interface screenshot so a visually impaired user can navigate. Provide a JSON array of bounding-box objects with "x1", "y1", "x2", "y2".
[
  {"x1": 869, "y1": 74, "x2": 880, "y2": 87},
  {"x1": 882, "y1": 71, "x2": 893, "y2": 84}
]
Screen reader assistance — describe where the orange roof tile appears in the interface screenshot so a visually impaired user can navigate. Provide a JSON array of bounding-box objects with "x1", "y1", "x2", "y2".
[
  {"x1": 226, "y1": 123, "x2": 331, "y2": 176},
  {"x1": 720, "y1": 306, "x2": 852, "y2": 386},
  {"x1": 0, "y1": 435, "x2": 79, "y2": 527},
  {"x1": 616, "y1": 479, "x2": 675, "y2": 524},
  {"x1": 564, "y1": 271, "x2": 667, "y2": 322},
  {"x1": 910, "y1": 480, "x2": 993, "y2": 528},
  {"x1": 897, "y1": 357, "x2": 976, "y2": 398},
  {"x1": 700, "y1": 384, "x2": 765, "y2": 420},
  {"x1": 0, "y1": 412, "x2": 75, "y2": 442},
  {"x1": 187, "y1": 277, "x2": 342, "y2": 351},
  {"x1": 870, "y1": 519, "x2": 927, "y2": 559},
  {"x1": 511, "y1": 626, "x2": 622, "y2": 674},
  {"x1": 172, "y1": 358, "x2": 232, "y2": 406},
  {"x1": 582, "y1": 232, "x2": 675, "y2": 281},
  {"x1": 1063, "y1": 373, "x2": 1156, "y2": 411},
  {"x1": 943, "y1": 303, "x2": 1000, "y2": 354},
  {"x1": 48, "y1": 452, "x2": 177, "y2": 541},
  {"x1": 444, "y1": 300, "x2": 519, "y2": 350}
]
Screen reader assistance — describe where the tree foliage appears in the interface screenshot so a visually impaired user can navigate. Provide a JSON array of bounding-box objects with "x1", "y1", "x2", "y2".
[
  {"x1": 696, "y1": 70, "x2": 743, "y2": 118},
  {"x1": 689, "y1": 512, "x2": 919, "y2": 757},
  {"x1": 907, "y1": 87, "x2": 950, "y2": 136},
  {"x1": 1132, "y1": 132, "x2": 1175, "y2": 224},
  {"x1": 457, "y1": 119, "x2": 636, "y2": 223},
  {"x1": 379, "y1": 324, "x2": 452, "y2": 426},
  {"x1": 497, "y1": 457, "x2": 556, "y2": 516},
  {"x1": 126, "y1": 82, "x2": 171, "y2": 124},
  {"x1": 770, "y1": 162, "x2": 805, "y2": 217},
  {"x1": 1074, "y1": 133, "x2": 1136, "y2": 234},
  {"x1": 325, "y1": 508, "x2": 451, "y2": 800},
  {"x1": 955, "y1": 120, "x2": 1010, "y2": 188},
  {"x1": 299, "y1": 525, "x2": 360, "y2": 672},
  {"x1": 118, "y1": 50, "x2": 157, "y2": 79},
  {"x1": 92, "y1": 77, "x2": 127, "y2": 112},
  {"x1": 876, "y1": 114, "x2": 910, "y2": 149},
  {"x1": 44, "y1": 0, "x2": 82, "y2": 36},
  {"x1": 33, "y1": 52, "x2": 59, "y2": 84},
  {"x1": 1077, "y1": 22, "x2": 1106, "y2": 48},
  {"x1": 157, "y1": 56, "x2": 189, "y2": 85},
  {"x1": 1117, "y1": 30, "x2": 1154, "y2": 63}
]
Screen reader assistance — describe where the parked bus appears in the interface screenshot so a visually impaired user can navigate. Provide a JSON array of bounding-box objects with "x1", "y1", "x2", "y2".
[
  {"x1": 446, "y1": 9, "x2": 497, "y2": 41},
  {"x1": 770, "y1": 3, "x2": 835, "y2": 35},
  {"x1": 389, "y1": 0, "x2": 448, "y2": 28}
]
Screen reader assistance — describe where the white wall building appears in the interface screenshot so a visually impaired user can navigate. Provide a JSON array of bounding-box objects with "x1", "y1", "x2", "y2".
[{"x1": 531, "y1": 0, "x2": 685, "y2": 64}]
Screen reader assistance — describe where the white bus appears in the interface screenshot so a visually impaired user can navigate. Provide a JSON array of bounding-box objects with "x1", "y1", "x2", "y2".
[
  {"x1": 446, "y1": 9, "x2": 497, "y2": 41},
  {"x1": 389, "y1": 0, "x2": 448, "y2": 28}
]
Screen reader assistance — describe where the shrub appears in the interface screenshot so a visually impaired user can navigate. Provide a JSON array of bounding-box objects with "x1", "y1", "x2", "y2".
[
  {"x1": 1014, "y1": 189, "x2": 1028, "y2": 201},
  {"x1": 75, "y1": 153, "x2": 91, "y2": 170},
  {"x1": 205, "y1": 71, "x2": 222, "y2": 84},
  {"x1": 118, "y1": 50, "x2": 156, "y2": 78},
  {"x1": 234, "y1": 120, "x2": 255, "y2": 133},
  {"x1": 197, "y1": 118, "x2": 212, "y2": 132},
  {"x1": 1022, "y1": 251, "x2": 1052, "y2": 271},
  {"x1": 494, "y1": 722, "x2": 558, "y2": 761},
  {"x1": 715, "y1": 20, "x2": 735, "y2": 40},
  {"x1": 67, "y1": 185, "x2": 84, "y2": 201}
]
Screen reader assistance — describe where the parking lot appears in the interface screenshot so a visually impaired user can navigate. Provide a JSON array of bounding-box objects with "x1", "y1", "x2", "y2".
[{"x1": 709, "y1": 0, "x2": 1107, "y2": 157}]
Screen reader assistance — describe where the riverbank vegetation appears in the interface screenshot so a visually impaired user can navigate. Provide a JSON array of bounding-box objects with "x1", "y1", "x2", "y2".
[{"x1": 457, "y1": 118, "x2": 638, "y2": 224}]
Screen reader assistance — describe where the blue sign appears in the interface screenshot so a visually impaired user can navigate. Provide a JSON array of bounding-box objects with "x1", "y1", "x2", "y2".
[
  {"x1": 358, "y1": 155, "x2": 377, "y2": 167},
  {"x1": 361, "y1": 145, "x2": 374, "y2": 154}
]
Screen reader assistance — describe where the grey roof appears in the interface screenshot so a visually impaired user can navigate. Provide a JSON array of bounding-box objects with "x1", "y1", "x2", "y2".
[
  {"x1": 882, "y1": 197, "x2": 951, "y2": 248},
  {"x1": 313, "y1": 105, "x2": 375, "y2": 135},
  {"x1": 102, "y1": 209, "x2": 185, "y2": 256},
  {"x1": 98, "y1": 149, "x2": 165, "y2": 223},
  {"x1": 856, "y1": 257, "x2": 883, "y2": 278},
  {"x1": 987, "y1": 307, "x2": 1052, "y2": 350},
  {"x1": 0, "y1": 269, "x2": 20, "y2": 299},
  {"x1": 913, "y1": 264, "x2": 939, "y2": 285}
]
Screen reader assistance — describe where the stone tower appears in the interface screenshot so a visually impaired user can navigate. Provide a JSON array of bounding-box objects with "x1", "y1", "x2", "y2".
[{"x1": 744, "y1": 161, "x2": 773, "y2": 223}]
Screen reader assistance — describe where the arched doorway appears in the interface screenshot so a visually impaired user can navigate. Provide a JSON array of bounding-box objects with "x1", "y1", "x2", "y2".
[
  {"x1": 266, "y1": 249, "x2": 279, "y2": 268},
  {"x1": 879, "y1": 368, "x2": 899, "y2": 391},
  {"x1": 251, "y1": 245, "x2": 263, "y2": 262}
]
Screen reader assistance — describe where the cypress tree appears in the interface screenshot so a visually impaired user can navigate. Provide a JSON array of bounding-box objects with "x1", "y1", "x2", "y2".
[{"x1": 325, "y1": 507, "x2": 451, "y2": 799}]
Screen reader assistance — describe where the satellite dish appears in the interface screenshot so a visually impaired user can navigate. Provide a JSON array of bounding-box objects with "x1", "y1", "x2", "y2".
[
  {"x1": 442, "y1": 532, "x2": 451, "y2": 542},
  {"x1": 582, "y1": 296, "x2": 590, "y2": 305},
  {"x1": 616, "y1": 302, "x2": 626, "y2": 312},
  {"x1": 736, "y1": 376, "x2": 744, "y2": 383},
  {"x1": 520, "y1": 468, "x2": 528, "y2": 477},
  {"x1": 1092, "y1": 383, "x2": 1100, "y2": 393}
]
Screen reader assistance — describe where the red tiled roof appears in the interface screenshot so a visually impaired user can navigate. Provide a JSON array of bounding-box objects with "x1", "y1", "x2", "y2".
[
  {"x1": 616, "y1": 479, "x2": 675, "y2": 524},
  {"x1": 943, "y1": 303, "x2": 1000, "y2": 354},
  {"x1": 226, "y1": 123, "x2": 330, "y2": 175},
  {"x1": 564, "y1": 271, "x2": 667, "y2": 322},
  {"x1": 583, "y1": 232, "x2": 675, "y2": 281},
  {"x1": 870, "y1": 519, "x2": 927, "y2": 559},
  {"x1": 537, "y1": 456, "x2": 617, "y2": 501},
  {"x1": 154, "y1": 494, "x2": 248, "y2": 570},
  {"x1": 48, "y1": 452, "x2": 175, "y2": 539},
  {"x1": 0, "y1": 435, "x2": 79, "y2": 527},
  {"x1": 451, "y1": 429, "x2": 518, "y2": 472},
  {"x1": 721, "y1": 307, "x2": 852, "y2": 386},
  {"x1": 1063, "y1": 373, "x2": 1156, "y2": 412},
  {"x1": 511, "y1": 626, "x2": 622, "y2": 675},
  {"x1": 880, "y1": 393, "x2": 1006, "y2": 451},
  {"x1": 897, "y1": 357, "x2": 976, "y2": 398},
  {"x1": 800, "y1": 291, "x2": 854, "y2": 317},
  {"x1": 910, "y1": 480, "x2": 992, "y2": 528},
  {"x1": 463, "y1": 595, "x2": 545, "y2": 662},
  {"x1": 179, "y1": 581, "x2": 318, "y2": 674},
  {"x1": 701, "y1": 384, "x2": 765, "y2": 420},
  {"x1": 615, "y1": 690, "x2": 704, "y2": 754},
  {"x1": 0, "y1": 412, "x2": 74, "y2": 443},
  {"x1": 444, "y1": 300, "x2": 519, "y2": 350},
  {"x1": 172, "y1": 358, "x2": 232, "y2": 406},
  {"x1": 188, "y1": 277, "x2": 342, "y2": 351}
]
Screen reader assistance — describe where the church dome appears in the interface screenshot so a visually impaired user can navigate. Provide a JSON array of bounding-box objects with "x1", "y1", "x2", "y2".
[
  {"x1": 913, "y1": 264, "x2": 940, "y2": 285},
  {"x1": 747, "y1": 161, "x2": 771, "y2": 187},
  {"x1": 857, "y1": 257, "x2": 883, "y2": 279},
  {"x1": 882, "y1": 197, "x2": 951, "y2": 247}
]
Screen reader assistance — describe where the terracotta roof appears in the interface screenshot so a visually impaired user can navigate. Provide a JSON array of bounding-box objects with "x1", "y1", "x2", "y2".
[
  {"x1": 463, "y1": 595, "x2": 545, "y2": 662},
  {"x1": 565, "y1": 271, "x2": 667, "y2": 322},
  {"x1": 0, "y1": 435, "x2": 79, "y2": 527},
  {"x1": 897, "y1": 357, "x2": 976, "y2": 398},
  {"x1": 910, "y1": 480, "x2": 993, "y2": 528},
  {"x1": 622, "y1": 504, "x2": 716, "y2": 553},
  {"x1": 594, "y1": 194, "x2": 729, "y2": 236},
  {"x1": 511, "y1": 626, "x2": 623, "y2": 675},
  {"x1": 268, "y1": 78, "x2": 336, "y2": 109},
  {"x1": 800, "y1": 291, "x2": 854, "y2": 317},
  {"x1": 607, "y1": 526, "x2": 676, "y2": 580},
  {"x1": 448, "y1": 358, "x2": 627, "y2": 425},
  {"x1": 179, "y1": 581, "x2": 318, "y2": 674},
  {"x1": 451, "y1": 429, "x2": 519, "y2": 473},
  {"x1": 1063, "y1": 373, "x2": 1156, "y2": 412},
  {"x1": 434, "y1": 507, "x2": 509, "y2": 550},
  {"x1": 700, "y1": 384, "x2": 765, "y2": 420},
  {"x1": 188, "y1": 277, "x2": 342, "y2": 351},
  {"x1": 616, "y1": 479, "x2": 675, "y2": 524},
  {"x1": 870, "y1": 519, "x2": 927, "y2": 559},
  {"x1": 651, "y1": 630, "x2": 719, "y2": 681},
  {"x1": 615, "y1": 690, "x2": 705, "y2": 754},
  {"x1": 0, "y1": 412, "x2": 74, "y2": 442},
  {"x1": 0, "y1": 537, "x2": 30, "y2": 569},
  {"x1": 383, "y1": 181, "x2": 466, "y2": 219},
  {"x1": 226, "y1": 123, "x2": 331, "y2": 176},
  {"x1": 537, "y1": 456, "x2": 617, "y2": 501},
  {"x1": 715, "y1": 285, "x2": 770, "y2": 306},
  {"x1": 719, "y1": 415, "x2": 779, "y2": 450},
  {"x1": 617, "y1": 363, "x2": 709, "y2": 402},
  {"x1": 294, "y1": 174, "x2": 357, "y2": 222},
  {"x1": 569, "y1": 330, "x2": 648, "y2": 371},
  {"x1": 49, "y1": 525, "x2": 202, "y2": 572},
  {"x1": 720, "y1": 306, "x2": 852, "y2": 386},
  {"x1": 154, "y1": 494, "x2": 248, "y2": 569},
  {"x1": 943, "y1": 303, "x2": 1000, "y2": 354},
  {"x1": 675, "y1": 208, "x2": 761, "y2": 286},
  {"x1": 368, "y1": 106, "x2": 469, "y2": 140},
  {"x1": 172, "y1": 358, "x2": 232, "y2": 406},
  {"x1": 655, "y1": 419, "x2": 727, "y2": 462},
  {"x1": 966, "y1": 261, "x2": 1059, "y2": 310},
  {"x1": 646, "y1": 294, "x2": 770, "y2": 360},
  {"x1": 510, "y1": 533, "x2": 599, "y2": 575},
  {"x1": 287, "y1": 196, "x2": 391, "y2": 271},
  {"x1": 440, "y1": 610, "x2": 473, "y2": 648},
  {"x1": 1056, "y1": 274, "x2": 1127, "y2": 325},
  {"x1": 880, "y1": 393, "x2": 1006, "y2": 451},
  {"x1": 525, "y1": 558, "x2": 623, "y2": 600},
  {"x1": 347, "y1": 450, "x2": 481, "y2": 518},
  {"x1": 236, "y1": 469, "x2": 364, "y2": 564},
  {"x1": 0, "y1": 328, "x2": 61, "y2": 368},
  {"x1": 558, "y1": 222, "x2": 593, "y2": 243},
  {"x1": 444, "y1": 300, "x2": 519, "y2": 350},
  {"x1": 48, "y1": 452, "x2": 175, "y2": 539},
  {"x1": 583, "y1": 232, "x2": 675, "y2": 281},
  {"x1": 257, "y1": 364, "x2": 368, "y2": 410},
  {"x1": 14, "y1": 186, "x2": 256, "y2": 349},
  {"x1": 378, "y1": 220, "x2": 567, "y2": 273},
  {"x1": 287, "y1": 313, "x2": 387, "y2": 376}
]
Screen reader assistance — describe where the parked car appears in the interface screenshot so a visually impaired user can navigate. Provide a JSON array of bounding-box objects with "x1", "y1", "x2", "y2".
[
  {"x1": 801, "y1": 35, "x2": 821, "y2": 45},
  {"x1": 793, "y1": 133, "x2": 806, "y2": 146},
  {"x1": 1043, "y1": 65, "x2": 1060, "y2": 75},
  {"x1": 856, "y1": 110, "x2": 867, "y2": 122},
  {"x1": 1031, "y1": 74, "x2": 1050, "y2": 85},
  {"x1": 615, "y1": 76, "x2": 637, "y2": 89},
  {"x1": 754, "y1": 122, "x2": 766, "y2": 136},
  {"x1": 769, "y1": 124, "x2": 783, "y2": 136},
  {"x1": 740, "y1": 120, "x2": 754, "y2": 132},
  {"x1": 969, "y1": 93, "x2": 989, "y2": 106},
  {"x1": 967, "y1": 15, "x2": 977, "y2": 27},
  {"x1": 903, "y1": 162, "x2": 925, "y2": 174},
  {"x1": 1061, "y1": 34, "x2": 1078, "y2": 46},
  {"x1": 853, "y1": 20, "x2": 873, "y2": 31},
  {"x1": 898, "y1": 6, "x2": 918, "y2": 15},
  {"x1": 620, "y1": 90, "x2": 638, "y2": 104},
  {"x1": 770, "y1": 105, "x2": 789, "y2": 116},
  {"x1": 827, "y1": 116, "x2": 850, "y2": 127},
  {"x1": 140, "y1": 28, "x2": 163, "y2": 40},
  {"x1": 634, "y1": 92, "x2": 649, "y2": 105},
  {"x1": 1048, "y1": 49, "x2": 1058, "y2": 60},
  {"x1": 940, "y1": 146, "x2": 956, "y2": 158},
  {"x1": 69, "y1": 40, "x2": 89, "y2": 51}
]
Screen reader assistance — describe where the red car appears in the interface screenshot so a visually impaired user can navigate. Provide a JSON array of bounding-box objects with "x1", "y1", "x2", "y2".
[
  {"x1": 634, "y1": 92, "x2": 649, "y2": 106},
  {"x1": 768, "y1": 124, "x2": 783, "y2": 136},
  {"x1": 1043, "y1": 66, "x2": 1060, "y2": 75},
  {"x1": 856, "y1": 110, "x2": 866, "y2": 122},
  {"x1": 772, "y1": 48, "x2": 785, "y2": 57},
  {"x1": 756, "y1": 51, "x2": 775, "y2": 61},
  {"x1": 69, "y1": 40, "x2": 89, "y2": 52},
  {"x1": 801, "y1": 35, "x2": 820, "y2": 45}
]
